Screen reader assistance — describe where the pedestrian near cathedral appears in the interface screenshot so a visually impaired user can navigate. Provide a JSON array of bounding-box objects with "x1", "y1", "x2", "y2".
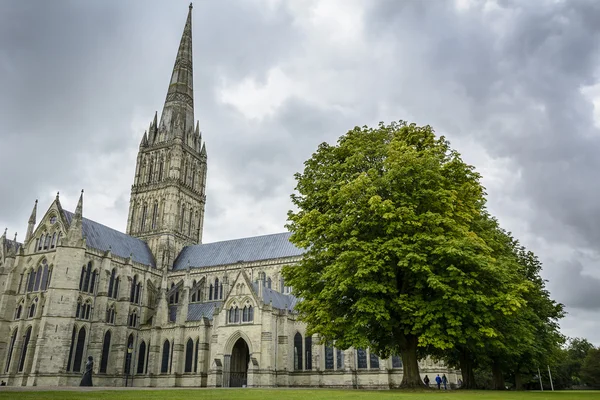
[
  {"x1": 442, "y1": 374, "x2": 448, "y2": 390},
  {"x1": 423, "y1": 375, "x2": 430, "y2": 387},
  {"x1": 435, "y1": 374, "x2": 442, "y2": 389}
]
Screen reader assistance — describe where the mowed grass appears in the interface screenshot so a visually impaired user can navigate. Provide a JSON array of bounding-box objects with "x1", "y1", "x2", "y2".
[{"x1": 0, "y1": 389, "x2": 599, "y2": 400}]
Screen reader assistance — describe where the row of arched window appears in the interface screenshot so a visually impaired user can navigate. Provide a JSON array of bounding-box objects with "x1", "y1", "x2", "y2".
[
  {"x1": 66, "y1": 326, "x2": 87, "y2": 373},
  {"x1": 35, "y1": 232, "x2": 61, "y2": 252},
  {"x1": 22, "y1": 260, "x2": 52, "y2": 294},
  {"x1": 14, "y1": 298, "x2": 38, "y2": 320},
  {"x1": 227, "y1": 305, "x2": 254, "y2": 324},
  {"x1": 79, "y1": 262, "x2": 97, "y2": 294},
  {"x1": 208, "y1": 278, "x2": 223, "y2": 301},
  {"x1": 292, "y1": 333, "x2": 403, "y2": 371},
  {"x1": 75, "y1": 298, "x2": 92, "y2": 320},
  {"x1": 4, "y1": 327, "x2": 32, "y2": 373},
  {"x1": 96, "y1": 333, "x2": 200, "y2": 375},
  {"x1": 128, "y1": 310, "x2": 139, "y2": 328}
]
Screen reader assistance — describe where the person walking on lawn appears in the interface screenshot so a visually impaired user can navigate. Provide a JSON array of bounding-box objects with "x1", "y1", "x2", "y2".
[
  {"x1": 435, "y1": 374, "x2": 442, "y2": 390},
  {"x1": 442, "y1": 374, "x2": 448, "y2": 390}
]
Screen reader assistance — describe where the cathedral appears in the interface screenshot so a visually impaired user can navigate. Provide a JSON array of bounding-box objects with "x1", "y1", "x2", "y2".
[{"x1": 0, "y1": 5, "x2": 458, "y2": 388}]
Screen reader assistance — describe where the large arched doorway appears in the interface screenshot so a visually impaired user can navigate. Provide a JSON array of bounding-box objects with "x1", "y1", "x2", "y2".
[{"x1": 229, "y1": 338, "x2": 250, "y2": 387}]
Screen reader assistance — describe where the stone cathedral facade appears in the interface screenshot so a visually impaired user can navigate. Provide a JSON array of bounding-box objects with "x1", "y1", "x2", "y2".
[{"x1": 0, "y1": 5, "x2": 458, "y2": 388}]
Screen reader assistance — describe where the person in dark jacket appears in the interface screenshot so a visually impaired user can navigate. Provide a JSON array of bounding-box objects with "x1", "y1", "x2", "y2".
[
  {"x1": 435, "y1": 374, "x2": 442, "y2": 389},
  {"x1": 423, "y1": 375, "x2": 430, "y2": 387},
  {"x1": 442, "y1": 374, "x2": 448, "y2": 390}
]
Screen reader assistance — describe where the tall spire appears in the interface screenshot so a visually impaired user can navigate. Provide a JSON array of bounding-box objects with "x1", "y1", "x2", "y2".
[{"x1": 158, "y1": 4, "x2": 194, "y2": 140}]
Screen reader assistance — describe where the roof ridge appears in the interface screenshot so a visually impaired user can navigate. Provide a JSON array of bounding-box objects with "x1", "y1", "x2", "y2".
[{"x1": 193, "y1": 231, "x2": 292, "y2": 247}]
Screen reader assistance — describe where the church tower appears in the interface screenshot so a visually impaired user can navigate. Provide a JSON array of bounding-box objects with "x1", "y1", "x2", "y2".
[{"x1": 127, "y1": 4, "x2": 207, "y2": 269}]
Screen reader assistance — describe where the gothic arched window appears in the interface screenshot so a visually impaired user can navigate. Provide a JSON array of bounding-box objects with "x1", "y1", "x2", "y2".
[
  {"x1": 161, "y1": 340, "x2": 170, "y2": 373},
  {"x1": 50, "y1": 232, "x2": 57, "y2": 249},
  {"x1": 72, "y1": 327, "x2": 86, "y2": 372},
  {"x1": 294, "y1": 332, "x2": 303, "y2": 371},
  {"x1": 194, "y1": 338, "x2": 199, "y2": 373},
  {"x1": 106, "y1": 305, "x2": 116, "y2": 324},
  {"x1": 305, "y1": 336, "x2": 313, "y2": 370},
  {"x1": 100, "y1": 330, "x2": 111, "y2": 373},
  {"x1": 28, "y1": 298, "x2": 37, "y2": 319},
  {"x1": 124, "y1": 334, "x2": 134, "y2": 375},
  {"x1": 14, "y1": 302, "x2": 23, "y2": 320},
  {"x1": 152, "y1": 202, "x2": 158, "y2": 230},
  {"x1": 137, "y1": 341, "x2": 147, "y2": 374},
  {"x1": 213, "y1": 278, "x2": 219, "y2": 300},
  {"x1": 4, "y1": 328, "x2": 17, "y2": 373},
  {"x1": 43, "y1": 234, "x2": 51, "y2": 250},
  {"x1": 17, "y1": 326, "x2": 32, "y2": 373},
  {"x1": 66, "y1": 326, "x2": 76, "y2": 371},
  {"x1": 40, "y1": 261, "x2": 49, "y2": 291},
  {"x1": 33, "y1": 266, "x2": 42, "y2": 291},
  {"x1": 209, "y1": 284, "x2": 213, "y2": 301},
  {"x1": 141, "y1": 204, "x2": 148, "y2": 231},
  {"x1": 27, "y1": 270, "x2": 35, "y2": 292},
  {"x1": 108, "y1": 269, "x2": 118, "y2": 299},
  {"x1": 184, "y1": 338, "x2": 194, "y2": 373}
]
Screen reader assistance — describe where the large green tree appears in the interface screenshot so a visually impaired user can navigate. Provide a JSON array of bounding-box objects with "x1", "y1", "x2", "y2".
[{"x1": 283, "y1": 121, "x2": 529, "y2": 387}]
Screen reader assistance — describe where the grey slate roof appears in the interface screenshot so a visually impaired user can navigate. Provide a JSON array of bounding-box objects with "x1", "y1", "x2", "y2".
[
  {"x1": 173, "y1": 232, "x2": 304, "y2": 270},
  {"x1": 253, "y1": 283, "x2": 298, "y2": 312},
  {"x1": 187, "y1": 301, "x2": 222, "y2": 321},
  {"x1": 63, "y1": 210, "x2": 155, "y2": 267}
]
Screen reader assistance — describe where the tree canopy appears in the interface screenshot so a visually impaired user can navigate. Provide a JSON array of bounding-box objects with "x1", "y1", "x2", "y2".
[{"x1": 283, "y1": 121, "x2": 532, "y2": 387}]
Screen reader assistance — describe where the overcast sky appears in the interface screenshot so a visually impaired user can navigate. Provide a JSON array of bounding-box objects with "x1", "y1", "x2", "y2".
[{"x1": 1, "y1": 0, "x2": 600, "y2": 345}]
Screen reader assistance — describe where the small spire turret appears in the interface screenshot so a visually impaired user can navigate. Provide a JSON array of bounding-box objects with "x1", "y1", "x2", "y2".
[{"x1": 25, "y1": 199, "x2": 38, "y2": 243}]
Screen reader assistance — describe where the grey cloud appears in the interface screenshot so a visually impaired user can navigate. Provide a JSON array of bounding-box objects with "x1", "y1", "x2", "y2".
[{"x1": 553, "y1": 260, "x2": 600, "y2": 311}]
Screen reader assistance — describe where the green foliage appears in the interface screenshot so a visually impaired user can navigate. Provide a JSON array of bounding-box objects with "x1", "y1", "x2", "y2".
[
  {"x1": 554, "y1": 338, "x2": 598, "y2": 388},
  {"x1": 283, "y1": 121, "x2": 530, "y2": 385},
  {"x1": 581, "y1": 348, "x2": 600, "y2": 387}
]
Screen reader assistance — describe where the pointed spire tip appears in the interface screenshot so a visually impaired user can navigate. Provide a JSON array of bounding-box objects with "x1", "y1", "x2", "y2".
[{"x1": 189, "y1": 2, "x2": 193, "y2": 9}]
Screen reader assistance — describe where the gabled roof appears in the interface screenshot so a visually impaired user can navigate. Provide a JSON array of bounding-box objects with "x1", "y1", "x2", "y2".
[
  {"x1": 62, "y1": 211, "x2": 155, "y2": 267},
  {"x1": 173, "y1": 232, "x2": 304, "y2": 270}
]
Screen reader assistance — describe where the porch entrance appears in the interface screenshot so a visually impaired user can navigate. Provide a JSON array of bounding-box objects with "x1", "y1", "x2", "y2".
[{"x1": 228, "y1": 338, "x2": 250, "y2": 387}]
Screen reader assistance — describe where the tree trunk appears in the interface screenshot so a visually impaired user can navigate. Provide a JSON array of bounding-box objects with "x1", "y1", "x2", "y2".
[
  {"x1": 458, "y1": 349, "x2": 476, "y2": 389},
  {"x1": 492, "y1": 360, "x2": 505, "y2": 390},
  {"x1": 399, "y1": 335, "x2": 425, "y2": 388},
  {"x1": 514, "y1": 372, "x2": 524, "y2": 391}
]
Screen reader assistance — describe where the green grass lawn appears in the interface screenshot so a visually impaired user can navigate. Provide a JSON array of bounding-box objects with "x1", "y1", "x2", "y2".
[{"x1": 0, "y1": 389, "x2": 599, "y2": 400}]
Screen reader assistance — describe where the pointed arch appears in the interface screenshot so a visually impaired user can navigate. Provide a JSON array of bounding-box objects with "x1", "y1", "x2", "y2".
[
  {"x1": 124, "y1": 334, "x2": 134, "y2": 374},
  {"x1": 66, "y1": 326, "x2": 77, "y2": 371},
  {"x1": 4, "y1": 328, "x2": 18, "y2": 372},
  {"x1": 100, "y1": 330, "x2": 111, "y2": 373},
  {"x1": 294, "y1": 332, "x2": 303, "y2": 370},
  {"x1": 184, "y1": 338, "x2": 194, "y2": 373},
  {"x1": 161, "y1": 340, "x2": 171, "y2": 373},
  {"x1": 73, "y1": 326, "x2": 87, "y2": 372},
  {"x1": 137, "y1": 341, "x2": 147, "y2": 374},
  {"x1": 17, "y1": 326, "x2": 32, "y2": 372}
]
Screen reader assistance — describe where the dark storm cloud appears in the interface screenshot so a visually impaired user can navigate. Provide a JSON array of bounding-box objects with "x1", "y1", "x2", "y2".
[
  {"x1": 554, "y1": 260, "x2": 600, "y2": 311},
  {"x1": 2, "y1": 0, "x2": 600, "y2": 342}
]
